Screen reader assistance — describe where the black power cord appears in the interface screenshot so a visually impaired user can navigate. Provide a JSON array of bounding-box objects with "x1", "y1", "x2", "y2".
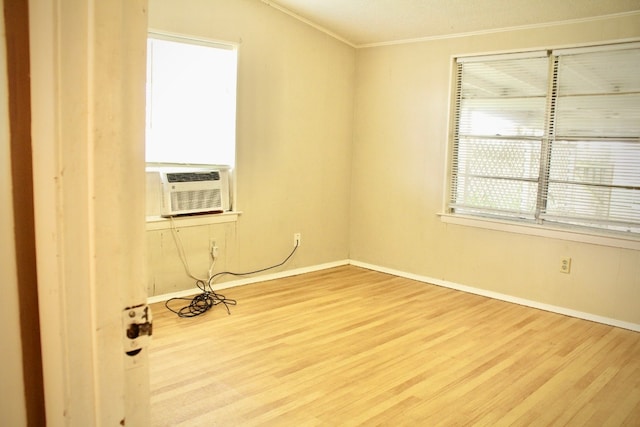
[{"x1": 165, "y1": 242, "x2": 299, "y2": 318}]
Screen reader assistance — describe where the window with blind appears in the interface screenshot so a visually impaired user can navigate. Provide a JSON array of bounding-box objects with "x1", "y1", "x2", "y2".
[
  {"x1": 448, "y1": 42, "x2": 640, "y2": 236},
  {"x1": 146, "y1": 33, "x2": 238, "y2": 166}
]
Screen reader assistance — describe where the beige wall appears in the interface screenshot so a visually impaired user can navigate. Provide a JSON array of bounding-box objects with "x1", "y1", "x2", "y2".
[
  {"x1": 147, "y1": 0, "x2": 355, "y2": 294},
  {"x1": 350, "y1": 14, "x2": 640, "y2": 325}
]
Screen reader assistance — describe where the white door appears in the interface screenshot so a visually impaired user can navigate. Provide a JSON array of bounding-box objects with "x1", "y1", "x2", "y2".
[{"x1": 29, "y1": 0, "x2": 150, "y2": 424}]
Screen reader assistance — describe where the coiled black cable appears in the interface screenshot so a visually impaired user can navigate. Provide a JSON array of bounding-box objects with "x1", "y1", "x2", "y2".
[{"x1": 165, "y1": 243, "x2": 298, "y2": 318}]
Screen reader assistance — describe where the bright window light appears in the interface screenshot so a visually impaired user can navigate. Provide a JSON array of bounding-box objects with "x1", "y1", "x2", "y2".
[{"x1": 146, "y1": 34, "x2": 237, "y2": 166}]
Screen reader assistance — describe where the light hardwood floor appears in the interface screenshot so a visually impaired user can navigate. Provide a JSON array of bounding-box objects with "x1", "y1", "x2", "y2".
[{"x1": 150, "y1": 265, "x2": 640, "y2": 426}]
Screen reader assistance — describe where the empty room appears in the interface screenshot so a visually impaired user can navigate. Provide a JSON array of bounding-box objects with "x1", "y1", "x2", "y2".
[
  {"x1": 2, "y1": 0, "x2": 640, "y2": 425},
  {"x1": 143, "y1": 0, "x2": 640, "y2": 424}
]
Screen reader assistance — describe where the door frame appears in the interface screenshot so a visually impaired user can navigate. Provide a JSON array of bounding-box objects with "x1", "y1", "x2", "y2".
[{"x1": 28, "y1": 0, "x2": 150, "y2": 424}]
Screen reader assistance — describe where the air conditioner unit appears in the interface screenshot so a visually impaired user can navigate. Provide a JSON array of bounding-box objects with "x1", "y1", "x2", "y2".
[{"x1": 156, "y1": 168, "x2": 230, "y2": 217}]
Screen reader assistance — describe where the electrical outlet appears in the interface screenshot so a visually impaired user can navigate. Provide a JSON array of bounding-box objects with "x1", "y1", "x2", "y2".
[
  {"x1": 560, "y1": 257, "x2": 571, "y2": 274},
  {"x1": 210, "y1": 240, "x2": 218, "y2": 258},
  {"x1": 294, "y1": 233, "x2": 301, "y2": 247}
]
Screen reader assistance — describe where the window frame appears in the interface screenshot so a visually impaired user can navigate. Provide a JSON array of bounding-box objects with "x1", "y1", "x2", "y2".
[{"x1": 444, "y1": 41, "x2": 640, "y2": 248}]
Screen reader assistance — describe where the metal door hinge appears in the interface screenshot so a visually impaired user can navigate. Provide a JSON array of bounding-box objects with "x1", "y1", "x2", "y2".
[{"x1": 123, "y1": 304, "x2": 153, "y2": 356}]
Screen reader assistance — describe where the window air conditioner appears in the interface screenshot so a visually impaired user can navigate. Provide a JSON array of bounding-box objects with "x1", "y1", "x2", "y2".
[{"x1": 159, "y1": 168, "x2": 229, "y2": 217}]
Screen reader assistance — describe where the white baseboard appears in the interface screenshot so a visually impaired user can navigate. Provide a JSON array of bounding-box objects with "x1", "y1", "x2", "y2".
[
  {"x1": 148, "y1": 257, "x2": 639, "y2": 332},
  {"x1": 147, "y1": 259, "x2": 350, "y2": 305},
  {"x1": 349, "y1": 260, "x2": 640, "y2": 333}
]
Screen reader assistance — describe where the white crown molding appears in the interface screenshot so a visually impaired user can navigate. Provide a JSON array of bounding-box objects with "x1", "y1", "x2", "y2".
[
  {"x1": 260, "y1": 3, "x2": 640, "y2": 50},
  {"x1": 359, "y1": 11, "x2": 640, "y2": 48}
]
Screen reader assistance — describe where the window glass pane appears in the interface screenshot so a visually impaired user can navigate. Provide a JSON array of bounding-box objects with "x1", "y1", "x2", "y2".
[
  {"x1": 458, "y1": 57, "x2": 548, "y2": 138},
  {"x1": 554, "y1": 94, "x2": 640, "y2": 138},
  {"x1": 453, "y1": 138, "x2": 540, "y2": 217},
  {"x1": 546, "y1": 46, "x2": 640, "y2": 232},
  {"x1": 146, "y1": 37, "x2": 237, "y2": 166},
  {"x1": 456, "y1": 138, "x2": 541, "y2": 180},
  {"x1": 458, "y1": 98, "x2": 547, "y2": 137},
  {"x1": 545, "y1": 183, "x2": 640, "y2": 233},
  {"x1": 460, "y1": 58, "x2": 548, "y2": 98},
  {"x1": 451, "y1": 55, "x2": 547, "y2": 219},
  {"x1": 545, "y1": 139, "x2": 640, "y2": 230},
  {"x1": 555, "y1": 48, "x2": 640, "y2": 138},
  {"x1": 556, "y1": 48, "x2": 640, "y2": 96},
  {"x1": 453, "y1": 177, "x2": 539, "y2": 218}
]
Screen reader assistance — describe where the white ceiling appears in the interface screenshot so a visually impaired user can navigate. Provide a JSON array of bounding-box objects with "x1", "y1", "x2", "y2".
[{"x1": 262, "y1": 0, "x2": 640, "y2": 47}]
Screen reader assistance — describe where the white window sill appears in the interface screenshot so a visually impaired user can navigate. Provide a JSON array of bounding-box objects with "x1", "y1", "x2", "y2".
[
  {"x1": 146, "y1": 211, "x2": 241, "y2": 231},
  {"x1": 438, "y1": 213, "x2": 640, "y2": 250}
]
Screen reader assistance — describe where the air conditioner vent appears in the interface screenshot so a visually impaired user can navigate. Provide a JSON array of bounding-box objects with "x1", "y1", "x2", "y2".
[
  {"x1": 148, "y1": 167, "x2": 230, "y2": 217},
  {"x1": 170, "y1": 189, "x2": 222, "y2": 212},
  {"x1": 166, "y1": 171, "x2": 220, "y2": 183}
]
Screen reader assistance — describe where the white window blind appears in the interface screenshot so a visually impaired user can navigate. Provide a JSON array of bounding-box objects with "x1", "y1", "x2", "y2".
[
  {"x1": 449, "y1": 43, "x2": 640, "y2": 235},
  {"x1": 451, "y1": 52, "x2": 549, "y2": 220}
]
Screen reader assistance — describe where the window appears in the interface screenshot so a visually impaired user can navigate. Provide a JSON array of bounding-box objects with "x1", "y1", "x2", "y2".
[
  {"x1": 448, "y1": 42, "x2": 640, "y2": 236},
  {"x1": 146, "y1": 33, "x2": 238, "y2": 166}
]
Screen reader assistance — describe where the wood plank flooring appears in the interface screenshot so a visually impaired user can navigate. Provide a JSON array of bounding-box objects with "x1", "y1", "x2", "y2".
[{"x1": 149, "y1": 265, "x2": 640, "y2": 426}]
